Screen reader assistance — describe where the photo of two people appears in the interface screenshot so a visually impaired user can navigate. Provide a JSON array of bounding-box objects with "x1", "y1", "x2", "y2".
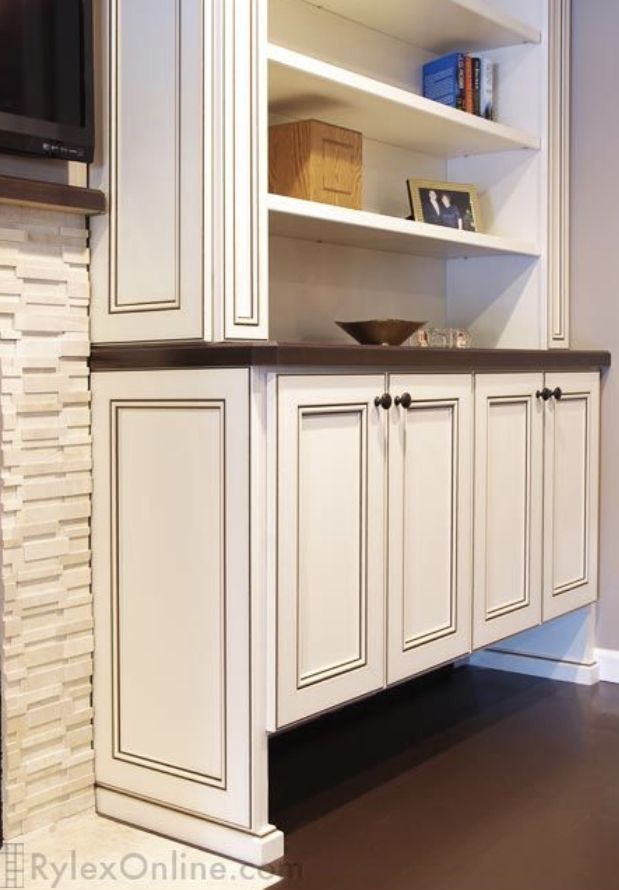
[{"x1": 408, "y1": 180, "x2": 481, "y2": 233}]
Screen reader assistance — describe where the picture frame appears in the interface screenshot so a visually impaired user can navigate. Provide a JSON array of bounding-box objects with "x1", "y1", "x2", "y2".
[{"x1": 407, "y1": 179, "x2": 482, "y2": 233}]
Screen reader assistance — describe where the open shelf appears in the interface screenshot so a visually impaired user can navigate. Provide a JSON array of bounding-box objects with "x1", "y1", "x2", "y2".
[
  {"x1": 268, "y1": 194, "x2": 539, "y2": 259},
  {"x1": 268, "y1": 44, "x2": 540, "y2": 158},
  {"x1": 301, "y1": 0, "x2": 541, "y2": 54}
]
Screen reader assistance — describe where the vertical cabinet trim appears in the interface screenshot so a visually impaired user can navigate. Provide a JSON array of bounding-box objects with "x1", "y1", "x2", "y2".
[
  {"x1": 548, "y1": 0, "x2": 571, "y2": 347},
  {"x1": 220, "y1": 0, "x2": 269, "y2": 339}
]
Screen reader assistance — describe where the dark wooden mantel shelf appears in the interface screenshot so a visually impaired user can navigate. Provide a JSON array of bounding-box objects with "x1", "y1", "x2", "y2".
[
  {"x1": 0, "y1": 174, "x2": 106, "y2": 216},
  {"x1": 90, "y1": 341, "x2": 611, "y2": 373}
]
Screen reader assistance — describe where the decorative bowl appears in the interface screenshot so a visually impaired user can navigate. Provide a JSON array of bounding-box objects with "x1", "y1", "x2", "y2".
[{"x1": 335, "y1": 319, "x2": 426, "y2": 347}]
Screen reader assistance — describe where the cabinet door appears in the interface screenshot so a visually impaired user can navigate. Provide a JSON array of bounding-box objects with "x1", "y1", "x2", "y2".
[
  {"x1": 543, "y1": 372, "x2": 600, "y2": 620},
  {"x1": 91, "y1": 0, "x2": 209, "y2": 342},
  {"x1": 92, "y1": 369, "x2": 252, "y2": 828},
  {"x1": 473, "y1": 374, "x2": 544, "y2": 648},
  {"x1": 276, "y1": 375, "x2": 386, "y2": 727},
  {"x1": 387, "y1": 375, "x2": 473, "y2": 684}
]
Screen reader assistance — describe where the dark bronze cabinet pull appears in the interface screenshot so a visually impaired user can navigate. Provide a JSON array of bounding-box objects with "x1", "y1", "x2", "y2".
[
  {"x1": 394, "y1": 392, "x2": 412, "y2": 409},
  {"x1": 552, "y1": 387, "x2": 563, "y2": 400},
  {"x1": 536, "y1": 387, "x2": 552, "y2": 401},
  {"x1": 374, "y1": 393, "x2": 392, "y2": 410}
]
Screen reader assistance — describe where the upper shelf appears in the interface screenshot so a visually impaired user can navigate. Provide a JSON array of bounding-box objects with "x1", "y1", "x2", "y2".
[
  {"x1": 268, "y1": 44, "x2": 540, "y2": 158},
  {"x1": 301, "y1": 0, "x2": 541, "y2": 54},
  {"x1": 268, "y1": 193, "x2": 539, "y2": 260}
]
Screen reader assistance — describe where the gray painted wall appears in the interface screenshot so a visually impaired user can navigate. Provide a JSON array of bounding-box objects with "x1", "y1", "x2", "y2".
[{"x1": 571, "y1": 0, "x2": 619, "y2": 650}]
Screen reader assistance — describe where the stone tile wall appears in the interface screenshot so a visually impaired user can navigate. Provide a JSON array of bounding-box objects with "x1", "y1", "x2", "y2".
[{"x1": 0, "y1": 205, "x2": 93, "y2": 837}]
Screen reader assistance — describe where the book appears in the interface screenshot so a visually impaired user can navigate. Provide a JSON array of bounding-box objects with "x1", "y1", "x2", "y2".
[
  {"x1": 481, "y1": 58, "x2": 494, "y2": 120},
  {"x1": 473, "y1": 57, "x2": 481, "y2": 116},
  {"x1": 464, "y1": 56, "x2": 474, "y2": 114},
  {"x1": 423, "y1": 53, "x2": 495, "y2": 120},
  {"x1": 422, "y1": 53, "x2": 466, "y2": 109}
]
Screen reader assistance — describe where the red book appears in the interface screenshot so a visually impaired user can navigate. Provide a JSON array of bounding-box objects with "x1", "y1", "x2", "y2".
[{"x1": 464, "y1": 55, "x2": 474, "y2": 114}]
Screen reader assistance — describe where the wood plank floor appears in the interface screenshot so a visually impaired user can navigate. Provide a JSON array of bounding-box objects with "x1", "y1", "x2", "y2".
[{"x1": 269, "y1": 666, "x2": 619, "y2": 890}]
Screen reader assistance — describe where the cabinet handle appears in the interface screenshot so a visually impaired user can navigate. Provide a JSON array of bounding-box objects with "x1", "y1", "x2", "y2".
[
  {"x1": 374, "y1": 393, "x2": 393, "y2": 410},
  {"x1": 394, "y1": 392, "x2": 412, "y2": 409},
  {"x1": 552, "y1": 387, "x2": 563, "y2": 400},
  {"x1": 536, "y1": 387, "x2": 552, "y2": 401}
]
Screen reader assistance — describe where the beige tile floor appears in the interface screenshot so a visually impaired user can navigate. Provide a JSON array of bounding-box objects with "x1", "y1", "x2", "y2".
[{"x1": 4, "y1": 810, "x2": 282, "y2": 889}]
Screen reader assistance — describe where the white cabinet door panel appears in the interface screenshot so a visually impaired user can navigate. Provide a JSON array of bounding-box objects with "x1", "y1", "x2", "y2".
[
  {"x1": 276, "y1": 375, "x2": 386, "y2": 727},
  {"x1": 92, "y1": 369, "x2": 251, "y2": 828},
  {"x1": 91, "y1": 0, "x2": 208, "y2": 342},
  {"x1": 543, "y1": 373, "x2": 599, "y2": 620},
  {"x1": 387, "y1": 375, "x2": 473, "y2": 683},
  {"x1": 473, "y1": 374, "x2": 544, "y2": 648}
]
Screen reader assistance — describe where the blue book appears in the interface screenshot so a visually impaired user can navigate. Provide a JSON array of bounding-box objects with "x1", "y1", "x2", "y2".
[{"x1": 422, "y1": 53, "x2": 465, "y2": 109}]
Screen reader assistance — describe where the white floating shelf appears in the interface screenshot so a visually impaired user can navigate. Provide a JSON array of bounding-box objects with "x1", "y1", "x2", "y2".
[
  {"x1": 268, "y1": 194, "x2": 540, "y2": 260},
  {"x1": 302, "y1": 0, "x2": 541, "y2": 54},
  {"x1": 268, "y1": 44, "x2": 540, "y2": 158}
]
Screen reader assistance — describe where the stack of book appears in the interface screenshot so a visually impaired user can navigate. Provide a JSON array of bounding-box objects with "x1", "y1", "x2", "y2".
[{"x1": 422, "y1": 53, "x2": 494, "y2": 120}]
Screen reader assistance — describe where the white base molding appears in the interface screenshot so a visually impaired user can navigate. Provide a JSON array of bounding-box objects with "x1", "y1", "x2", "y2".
[
  {"x1": 595, "y1": 648, "x2": 619, "y2": 684},
  {"x1": 469, "y1": 649, "x2": 600, "y2": 686},
  {"x1": 95, "y1": 788, "x2": 285, "y2": 867}
]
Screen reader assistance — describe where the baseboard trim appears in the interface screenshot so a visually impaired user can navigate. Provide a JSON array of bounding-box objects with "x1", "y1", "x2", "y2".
[
  {"x1": 95, "y1": 788, "x2": 284, "y2": 867},
  {"x1": 469, "y1": 649, "x2": 600, "y2": 686},
  {"x1": 595, "y1": 648, "x2": 619, "y2": 684}
]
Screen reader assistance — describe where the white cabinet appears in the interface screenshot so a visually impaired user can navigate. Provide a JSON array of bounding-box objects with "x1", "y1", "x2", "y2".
[
  {"x1": 91, "y1": 0, "x2": 207, "y2": 341},
  {"x1": 275, "y1": 369, "x2": 600, "y2": 722},
  {"x1": 473, "y1": 371, "x2": 600, "y2": 649},
  {"x1": 91, "y1": 0, "x2": 268, "y2": 343},
  {"x1": 92, "y1": 369, "x2": 254, "y2": 829},
  {"x1": 387, "y1": 375, "x2": 473, "y2": 683},
  {"x1": 473, "y1": 374, "x2": 544, "y2": 648},
  {"x1": 543, "y1": 372, "x2": 600, "y2": 620},
  {"x1": 275, "y1": 375, "x2": 386, "y2": 727}
]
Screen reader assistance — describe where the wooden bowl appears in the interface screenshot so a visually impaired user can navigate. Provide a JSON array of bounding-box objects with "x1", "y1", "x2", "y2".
[{"x1": 336, "y1": 319, "x2": 426, "y2": 346}]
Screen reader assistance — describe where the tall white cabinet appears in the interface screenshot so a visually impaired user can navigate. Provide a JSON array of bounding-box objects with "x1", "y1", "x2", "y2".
[
  {"x1": 90, "y1": 0, "x2": 268, "y2": 342},
  {"x1": 91, "y1": 369, "x2": 282, "y2": 862}
]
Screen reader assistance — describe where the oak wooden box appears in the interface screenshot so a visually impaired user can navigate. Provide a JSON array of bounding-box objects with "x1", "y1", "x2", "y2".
[{"x1": 269, "y1": 119, "x2": 362, "y2": 209}]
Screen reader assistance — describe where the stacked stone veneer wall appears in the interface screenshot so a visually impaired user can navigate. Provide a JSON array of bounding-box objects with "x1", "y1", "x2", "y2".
[{"x1": 0, "y1": 205, "x2": 93, "y2": 837}]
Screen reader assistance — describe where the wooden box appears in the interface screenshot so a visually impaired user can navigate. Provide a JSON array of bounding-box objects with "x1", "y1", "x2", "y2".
[{"x1": 269, "y1": 119, "x2": 362, "y2": 209}]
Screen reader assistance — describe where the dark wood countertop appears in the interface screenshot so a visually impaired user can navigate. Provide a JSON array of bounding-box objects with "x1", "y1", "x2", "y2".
[
  {"x1": 0, "y1": 174, "x2": 106, "y2": 215},
  {"x1": 90, "y1": 340, "x2": 611, "y2": 373}
]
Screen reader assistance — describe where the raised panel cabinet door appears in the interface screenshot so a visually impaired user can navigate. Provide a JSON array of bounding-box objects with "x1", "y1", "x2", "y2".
[
  {"x1": 543, "y1": 372, "x2": 600, "y2": 620},
  {"x1": 91, "y1": 0, "x2": 209, "y2": 341},
  {"x1": 92, "y1": 369, "x2": 252, "y2": 828},
  {"x1": 276, "y1": 375, "x2": 386, "y2": 727},
  {"x1": 387, "y1": 375, "x2": 473, "y2": 684},
  {"x1": 473, "y1": 374, "x2": 544, "y2": 649}
]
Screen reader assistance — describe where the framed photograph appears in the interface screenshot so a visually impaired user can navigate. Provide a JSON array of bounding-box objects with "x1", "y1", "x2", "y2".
[{"x1": 407, "y1": 179, "x2": 482, "y2": 233}]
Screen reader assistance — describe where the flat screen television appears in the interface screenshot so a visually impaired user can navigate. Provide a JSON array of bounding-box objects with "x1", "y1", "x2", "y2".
[{"x1": 0, "y1": 0, "x2": 94, "y2": 162}]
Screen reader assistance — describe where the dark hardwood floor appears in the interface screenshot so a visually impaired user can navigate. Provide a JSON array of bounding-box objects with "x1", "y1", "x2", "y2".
[{"x1": 269, "y1": 666, "x2": 619, "y2": 890}]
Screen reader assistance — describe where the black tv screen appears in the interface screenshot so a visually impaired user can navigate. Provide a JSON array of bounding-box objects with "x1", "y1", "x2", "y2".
[{"x1": 0, "y1": 0, "x2": 94, "y2": 162}]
